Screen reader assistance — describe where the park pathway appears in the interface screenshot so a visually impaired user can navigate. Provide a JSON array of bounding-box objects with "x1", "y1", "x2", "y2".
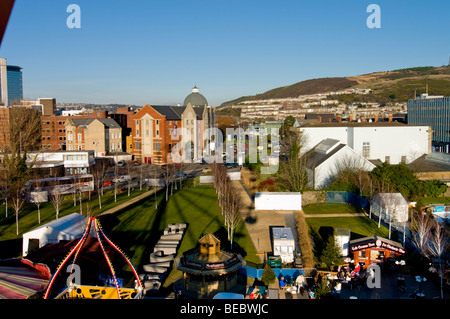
[{"x1": 231, "y1": 180, "x2": 299, "y2": 263}]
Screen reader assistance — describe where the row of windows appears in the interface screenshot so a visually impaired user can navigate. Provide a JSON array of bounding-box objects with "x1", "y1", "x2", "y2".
[{"x1": 43, "y1": 136, "x2": 66, "y2": 141}]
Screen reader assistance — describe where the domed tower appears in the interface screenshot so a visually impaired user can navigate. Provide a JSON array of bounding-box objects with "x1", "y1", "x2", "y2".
[{"x1": 183, "y1": 86, "x2": 208, "y2": 107}]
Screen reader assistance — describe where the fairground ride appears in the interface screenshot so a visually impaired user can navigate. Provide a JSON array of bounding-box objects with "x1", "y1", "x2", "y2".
[{"x1": 43, "y1": 217, "x2": 143, "y2": 299}]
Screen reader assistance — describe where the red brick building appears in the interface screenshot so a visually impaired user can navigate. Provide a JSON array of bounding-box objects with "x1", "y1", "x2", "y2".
[
  {"x1": 41, "y1": 110, "x2": 108, "y2": 151},
  {"x1": 131, "y1": 105, "x2": 182, "y2": 164}
]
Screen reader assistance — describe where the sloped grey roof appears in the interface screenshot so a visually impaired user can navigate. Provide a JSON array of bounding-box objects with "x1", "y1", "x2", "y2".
[
  {"x1": 68, "y1": 118, "x2": 121, "y2": 129},
  {"x1": 303, "y1": 142, "x2": 346, "y2": 169},
  {"x1": 152, "y1": 105, "x2": 186, "y2": 120}
]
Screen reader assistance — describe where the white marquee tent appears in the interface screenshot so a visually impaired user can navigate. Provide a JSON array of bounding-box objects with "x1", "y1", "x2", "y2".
[
  {"x1": 22, "y1": 213, "x2": 87, "y2": 256},
  {"x1": 370, "y1": 193, "x2": 409, "y2": 223}
]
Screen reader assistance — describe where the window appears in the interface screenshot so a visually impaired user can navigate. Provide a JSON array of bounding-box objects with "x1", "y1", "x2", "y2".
[
  {"x1": 77, "y1": 133, "x2": 82, "y2": 141},
  {"x1": 146, "y1": 130, "x2": 149, "y2": 136},
  {"x1": 401, "y1": 155, "x2": 407, "y2": 163},
  {"x1": 385, "y1": 156, "x2": 390, "y2": 163},
  {"x1": 358, "y1": 250, "x2": 367, "y2": 259},
  {"x1": 156, "y1": 120, "x2": 159, "y2": 125},
  {"x1": 155, "y1": 142, "x2": 161, "y2": 151},
  {"x1": 135, "y1": 141, "x2": 141, "y2": 150},
  {"x1": 191, "y1": 120, "x2": 193, "y2": 125},
  {"x1": 363, "y1": 142, "x2": 370, "y2": 158},
  {"x1": 156, "y1": 130, "x2": 159, "y2": 136}
]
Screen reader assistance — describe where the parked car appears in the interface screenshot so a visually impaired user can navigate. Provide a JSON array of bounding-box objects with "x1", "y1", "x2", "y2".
[
  {"x1": 226, "y1": 162, "x2": 239, "y2": 169},
  {"x1": 113, "y1": 175, "x2": 131, "y2": 183},
  {"x1": 117, "y1": 161, "x2": 126, "y2": 167},
  {"x1": 103, "y1": 180, "x2": 112, "y2": 187},
  {"x1": 203, "y1": 167, "x2": 212, "y2": 173},
  {"x1": 175, "y1": 172, "x2": 186, "y2": 178}
]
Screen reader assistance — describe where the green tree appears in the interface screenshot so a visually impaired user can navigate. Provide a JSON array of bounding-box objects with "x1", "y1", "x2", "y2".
[
  {"x1": 422, "y1": 180, "x2": 447, "y2": 197},
  {"x1": 261, "y1": 263, "x2": 276, "y2": 286},
  {"x1": 320, "y1": 234, "x2": 343, "y2": 270},
  {"x1": 314, "y1": 277, "x2": 331, "y2": 299},
  {"x1": 370, "y1": 162, "x2": 421, "y2": 200}
]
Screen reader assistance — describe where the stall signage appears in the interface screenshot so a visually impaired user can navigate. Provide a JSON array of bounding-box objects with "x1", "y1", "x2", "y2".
[{"x1": 351, "y1": 240, "x2": 406, "y2": 254}]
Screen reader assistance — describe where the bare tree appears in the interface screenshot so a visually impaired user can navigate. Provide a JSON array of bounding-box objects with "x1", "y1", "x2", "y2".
[
  {"x1": 9, "y1": 177, "x2": 26, "y2": 235},
  {"x1": 226, "y1": 190, "x2": 242, "y2": 250},
  {"x1": 49, "y1": 186, "x2": 65, "y2": 220},
  {"x1": 30, "y1": 174, "x2": 44, "y2": 224},
  {"x1": 92, "y1": 161, "x2": 107, "y2": 209},
  {"x1": 428, "y1": 220, "x2": 449, "y2": 299},
  {"x1": 0, "y1": 107, "x2": 41, "y2": 235},
  {"x1": 278, "y1": 132, "x2": 310, "y2": 192},
  {"x1": 411, "y1": 213, "x2": 433, "y2": 259}
]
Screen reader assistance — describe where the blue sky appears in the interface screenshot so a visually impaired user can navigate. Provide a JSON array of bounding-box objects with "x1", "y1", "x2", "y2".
[{"x1": 1, "y1": 0, "x2": 449, "y2": 106}]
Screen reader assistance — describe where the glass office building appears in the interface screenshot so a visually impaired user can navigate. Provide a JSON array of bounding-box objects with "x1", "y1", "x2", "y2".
[
  {"x1": 0, "y1": 59, "x2": 23, "y2": 106},
  {"x1": 407, "y1": 94, "x2": 450, "y2": 153}
]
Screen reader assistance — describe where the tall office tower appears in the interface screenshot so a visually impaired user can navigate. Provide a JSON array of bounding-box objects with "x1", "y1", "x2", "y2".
[
  {"x1": 0, "y1": 58, "x2": 23, "y2": 106},
  {"x1": 407, "y1": 93, "x2": 450, "y2": 153}
]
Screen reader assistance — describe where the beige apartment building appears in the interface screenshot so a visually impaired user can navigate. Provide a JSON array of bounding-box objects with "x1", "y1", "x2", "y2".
[{"x1": 65, "y1": 118, "x2": 122, "y2": 157}]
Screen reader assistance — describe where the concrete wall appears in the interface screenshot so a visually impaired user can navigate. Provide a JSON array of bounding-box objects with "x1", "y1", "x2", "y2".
[{"x1": 254, "y1": 192, "x2": 302, "y2": 211}]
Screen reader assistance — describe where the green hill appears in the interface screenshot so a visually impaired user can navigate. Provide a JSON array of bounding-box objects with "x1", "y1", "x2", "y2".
[{"x1": 221, "y1": 65, "x2": 450, "y2": 106}]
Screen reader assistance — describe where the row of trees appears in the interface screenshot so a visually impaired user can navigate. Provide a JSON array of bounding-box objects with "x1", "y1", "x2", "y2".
[
  {"x1": 211, "y1": 162, "x2": 242, "y2": 250},
  {"x1": 0, "y1": 107, "x2": 42, "y2": 235}
]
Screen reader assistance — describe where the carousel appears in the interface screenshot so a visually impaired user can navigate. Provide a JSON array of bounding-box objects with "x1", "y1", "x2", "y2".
[
  {"x1": 176, "y1": 233, "x2": 245, "y2": 298},
  {"x1": 43, "y1": 217, "x2": 143, "y2": 299}
]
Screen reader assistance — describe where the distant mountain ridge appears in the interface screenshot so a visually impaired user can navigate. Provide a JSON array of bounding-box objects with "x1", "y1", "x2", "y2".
[{"x1": 221, "y1": 65, "x2": 450, "y2": 106}]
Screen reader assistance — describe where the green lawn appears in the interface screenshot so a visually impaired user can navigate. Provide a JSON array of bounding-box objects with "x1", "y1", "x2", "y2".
[
  {"x1": 0, "y1": 187, "x2": 151, "y2": 243},
  {"x1": 420, "y1": 196, "x2": 450, "y2": 205},
  {"x1": 0, "y1": 183, "x2": 260, "y2": 289},
  {"x1": 306, "y1": 216, "x2": 389, "y2": 240},
  {"x1": 304, "y1": 204, "x2": 391, "y2": 267},
  {"x1": 105, "y1": 184, "x2": 260, "y2": 287},
  {"x1": 303, "y1": 203, "x2": 365, "y2": 215}
]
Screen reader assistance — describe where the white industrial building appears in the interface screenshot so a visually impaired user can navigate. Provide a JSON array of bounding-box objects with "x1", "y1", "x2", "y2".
[
  {"x1": 304, "y1": 138, "x2": 376, "y2": 189},
  {"x1": 299, "y1": 122, "x2": 431, "y2": 164},
  {"x1": 370, "y1": 193, "x2": 409, "y2": 223},
  {"x1": 22, "y1": 213, "x2": 87, "y2": 256}
]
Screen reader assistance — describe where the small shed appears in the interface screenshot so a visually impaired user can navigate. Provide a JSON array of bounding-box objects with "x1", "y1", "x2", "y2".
[
  {"x1": 371, "y1": 193, "x2": 409, "y2": 223},
  {"x1": 272, "y1": 227, "x2": 295, "y2": 264},
  {"x1": 22, "y1": 213, "x2": 87, "y2": 256},
  {"x1": 335, "y1": 228, "x2": 351, "y2": 257}
]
